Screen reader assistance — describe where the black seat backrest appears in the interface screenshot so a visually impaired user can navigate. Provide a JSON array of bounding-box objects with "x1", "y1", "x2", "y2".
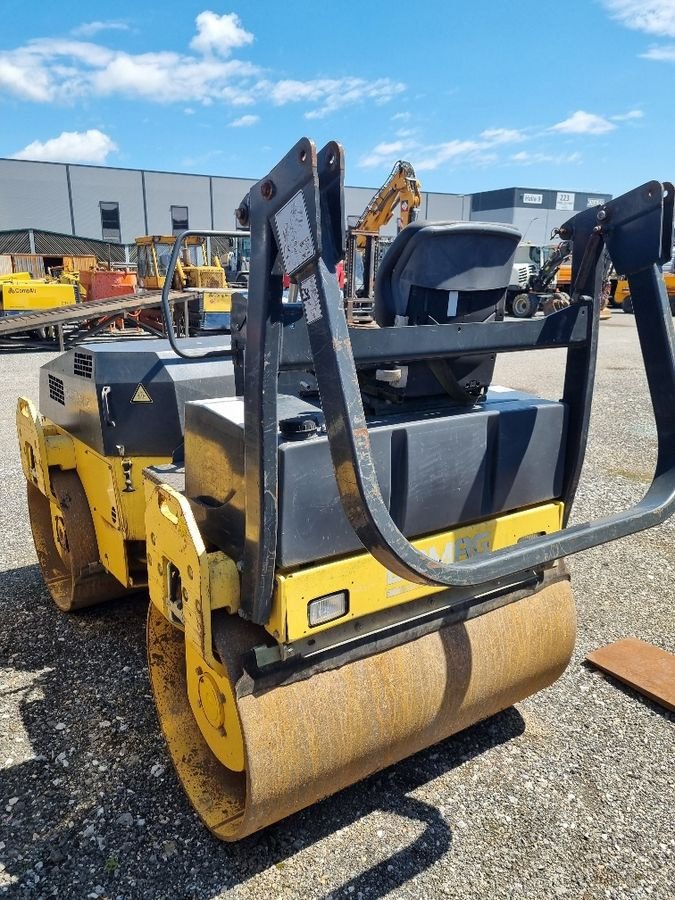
[
  {"x1": 371, "y1": 221, "x2": 521, "y2": 404},
  {"x1": 374, "y1": 221, "x2": 521, "y2": 326}
]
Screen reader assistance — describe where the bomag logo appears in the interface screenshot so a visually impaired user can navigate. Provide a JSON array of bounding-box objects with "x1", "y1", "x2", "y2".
[
  {"x1": 9, "y1": 287, "x2": 38, "y2": 294},
  {"x1": 385, "y1": 531, "x2": 491, "y2": 598}
]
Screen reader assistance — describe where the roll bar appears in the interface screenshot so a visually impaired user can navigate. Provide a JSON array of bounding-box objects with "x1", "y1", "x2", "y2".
[{"x1": 238, "y1": 137, "x2": 675, "y2": 622}]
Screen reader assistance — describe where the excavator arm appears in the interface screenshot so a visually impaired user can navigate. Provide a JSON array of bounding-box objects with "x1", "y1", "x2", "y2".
[
  {"x1": 530, "y1": 239, "x2": 572, "y2": 293},
  {"x1": 354, "y1": 160, "x2": 421, "y2": 249}
]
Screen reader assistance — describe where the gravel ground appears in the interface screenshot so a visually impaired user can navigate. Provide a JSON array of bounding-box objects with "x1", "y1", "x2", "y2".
[{"x1": 0, "y1": 316, "x2": 673, "y2": 900}]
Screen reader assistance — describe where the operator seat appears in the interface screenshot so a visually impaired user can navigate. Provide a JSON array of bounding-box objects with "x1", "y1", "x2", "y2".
[{"x1": 372, "y1": 221, "x2": 521, "y2": 404}]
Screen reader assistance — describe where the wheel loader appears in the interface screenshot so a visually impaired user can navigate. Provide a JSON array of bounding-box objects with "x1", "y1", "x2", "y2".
[{"x1": 16, "y1": 139, "x2": 675, "y2": 842}]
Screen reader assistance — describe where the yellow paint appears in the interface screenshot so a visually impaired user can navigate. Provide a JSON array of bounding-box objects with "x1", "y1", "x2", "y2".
[
  {"x1": 16, "y1": 397, "x2": 170, "y2": 589},
  {"x1": 613, "y1": 271, "x2": 675, "y2": 306},
  {"x1": 1, "y1": 281, "x2": 78, "y2": 311},
  {"x1": 144, "y1": 481, "x2": 240, "y2": 653},
  {"x1": 143, "y1": 472, "x2": 565, "y2": 782},
  {"x1": 0, "y1": 271, "x2": 31, "y2": 282},
  {"x1": 271, "y1": 503, "x2": 564, "y2": 642},
  {"x1": 185, "y1": 643, "x2": 245, "y2": 771},
  {"x1": 201, "y1": 289, "x2": 233, "y2": 312},
  {"x1": 145, "y1": 480, "x2": 245, "y2": 772},
  {"x1": 142, "y1": 459, "x2": 563, "y2": 649}
]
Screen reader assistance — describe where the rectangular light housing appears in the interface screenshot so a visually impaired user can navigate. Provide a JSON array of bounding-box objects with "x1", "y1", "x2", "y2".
[{"x1": 307, "y1": 591, "x2": 348, "y2": 627}]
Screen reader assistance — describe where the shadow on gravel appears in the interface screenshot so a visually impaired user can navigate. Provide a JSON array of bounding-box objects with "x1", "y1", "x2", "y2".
[{"x1": 0, "y1": 563, "x2": 525, "y2": 900}]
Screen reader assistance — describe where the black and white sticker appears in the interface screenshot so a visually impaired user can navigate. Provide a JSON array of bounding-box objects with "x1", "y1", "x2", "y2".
[
  {"x1": 300, "y1": 274, "x2": 322, "y2": 324},
  {"x1": 274, "y1": 191, "x2": 315, "y2": 275}
]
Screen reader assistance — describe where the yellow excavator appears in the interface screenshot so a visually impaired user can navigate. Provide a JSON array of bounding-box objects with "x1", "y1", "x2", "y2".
[
  {"x1": 16, "y1": 139, "x2": 675, "y2": 841},
  {"x1": 345, "y1": 160, "x2": 422, "y2": 322}
]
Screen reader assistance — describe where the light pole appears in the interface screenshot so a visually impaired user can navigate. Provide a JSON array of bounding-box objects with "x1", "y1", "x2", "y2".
[{"x1": 521, "y1": 216, "x2": 541, "y2": 243}]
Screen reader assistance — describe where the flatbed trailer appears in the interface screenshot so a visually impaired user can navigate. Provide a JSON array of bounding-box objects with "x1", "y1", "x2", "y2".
[{"x1": 0, "y1": 290, "x2": 197, "y2": 349}]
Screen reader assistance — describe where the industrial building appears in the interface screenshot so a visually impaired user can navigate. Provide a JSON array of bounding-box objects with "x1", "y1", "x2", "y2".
[{"x1": 0, "y1": 157, "x2": 611, "y2": 252}]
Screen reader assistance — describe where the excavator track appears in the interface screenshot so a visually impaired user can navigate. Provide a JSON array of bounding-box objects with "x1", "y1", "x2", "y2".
[{"x1": 147, "y1": 578, "x2": 575, "y2": 840}]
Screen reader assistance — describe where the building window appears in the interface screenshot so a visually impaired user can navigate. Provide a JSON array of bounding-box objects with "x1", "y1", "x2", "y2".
[
  {"x1": 100, "y1": 202, "x2": 121, "y2": 242},
  {"x1": 171, "y1": 205, "x2": 189, "y2": 235}
]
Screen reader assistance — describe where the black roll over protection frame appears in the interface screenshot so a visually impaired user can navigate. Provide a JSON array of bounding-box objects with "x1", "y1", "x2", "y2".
[{"x1": 162, "y1": 137, "x2": 675, "y2": 627}]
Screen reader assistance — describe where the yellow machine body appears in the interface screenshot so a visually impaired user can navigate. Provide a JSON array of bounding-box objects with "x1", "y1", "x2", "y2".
[
  {"x1": 186, "y1": 286, "x2": 233, "y2": 314},
  {"x1": 0, "y1": 278, "x2": 79, "y2": 313},
  {"x1": 17, "y1": 397, "x2": 169, "y2": 597},
  {"x1": 613, "y1": 270, "x2": 675, "y2": 308}
]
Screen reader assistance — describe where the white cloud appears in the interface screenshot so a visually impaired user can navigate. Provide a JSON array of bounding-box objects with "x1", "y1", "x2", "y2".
[
  {"x1": 611, "y1": 109, "x2": 644, "y2": 121},
  {"x1": 359, "y1": 140, "x2": 411, "y2": 167},
  {"x1": 512, "y1": 150, "x2": 582, "y2": 165},
  {"x1": 11, "y1": 129, "x2": 118, "y2": 163},
  {"x1": 230, "y1": 114, "x2": 259, "y2": 127},
  {"x1": 0, "y1": 14, "x2": 402, "y2": 121},
  {"x1": 550, "y1": 110, "x2": 616, "y2": 134},
  {"x1": 267, "y1": 77, "x2": 405, "y2": 119},
  {"x1": 72, "y1": 21, "x2": 130, "y2": 38},
  {"x1": 0, "y1": 57, "x2": 53, "y2": 101},
  {"x1": 641, "y1": 44, "x2": 675, "y2": 61},
  {"x1": 479, "y1": 128, "x2": 526, "y2": 144},
  {"x1": 600, "y1": 1, "x2": 675, "y2": 37},
  {"x1": 190, "y1": 11, "x2": 254, "y2": 56},
  {"x1": 415, "y1": 140, "x2": 485, "y2": 171},
  {"x1": 600, "y1": 2, "x2": 675, "y2": 64},
  {"x1": 391, "y1": 111, "x2": 411, "y2": 122},
  {"x1": 359, "y1": 127, "x2": 526, "y2": 171}
]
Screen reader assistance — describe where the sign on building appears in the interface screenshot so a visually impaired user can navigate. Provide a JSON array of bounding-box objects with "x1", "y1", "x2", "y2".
[
  {"x1": 523, "y1": 193, "x2": 543, "y2": 205},
  {"x1": 556, "y1": 192, "x2": 575, "y2": 211}
]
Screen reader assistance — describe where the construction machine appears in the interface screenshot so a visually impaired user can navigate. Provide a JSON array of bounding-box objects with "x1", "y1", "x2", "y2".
[
  {"x1": 614, "y1": 264, "x2": 675, "y2": 314},
  {"x1": 0, "y1": 271, "x2": 83, "y2": 317},
  {"x1": 1, "y1": 271, "x2": 84, "y2": 339},
  {"x1": 16, "y1": 139, "x2": 675, "y2": 842},
  {"x1": 135, "y1": 234, "x2": 243, "y2": 332},
  {"x1": 507, "y1": 240, "x2": 572, "y2": 317},
  {"x1": 344, "y1": 160, "x2": 421, "y2": 323}
]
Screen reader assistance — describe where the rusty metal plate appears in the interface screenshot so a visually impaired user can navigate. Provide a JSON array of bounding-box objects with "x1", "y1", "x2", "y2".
[{"x1": 586, "y1": 638, "x2": 675, "y2": 712}]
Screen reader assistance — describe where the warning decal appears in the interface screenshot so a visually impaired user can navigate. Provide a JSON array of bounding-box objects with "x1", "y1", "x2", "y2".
[{"x1": 131, "y1": 383, "x2": 153, "y2": 403}]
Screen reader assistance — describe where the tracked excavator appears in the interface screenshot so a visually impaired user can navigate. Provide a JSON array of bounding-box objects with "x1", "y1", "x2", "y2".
[{"x1": 17, "y1": 139, "x2": 675, "y2": 841}]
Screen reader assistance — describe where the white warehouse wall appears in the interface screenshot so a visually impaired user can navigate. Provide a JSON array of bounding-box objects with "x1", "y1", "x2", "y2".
[
  {"x1": 70, "y1": 165, "x2": 146, "y2": 244},
  {"x1": 0, "y1": 158, "x2": 609, "y2": 250},
  {"x1": 423, "y1": 192, "x2": 470, "y2": 222},
  {"x1": 0, "y1": 160, "x2": 71, "y2": 233},
  {"x1": 211, "y1": 176, "x2": 256, "y2": 230},
  {"x1": 143, "y1": 171, "x2": 212, "y2": 235}
]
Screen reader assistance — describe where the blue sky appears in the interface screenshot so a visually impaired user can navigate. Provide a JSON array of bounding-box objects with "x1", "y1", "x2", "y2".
[{"x1": 0, "y1": 1, "x2": 673, "y2": 195}]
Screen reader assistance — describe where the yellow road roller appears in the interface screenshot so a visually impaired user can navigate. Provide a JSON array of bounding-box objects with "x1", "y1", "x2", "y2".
[{"x1": 18, "y1": 138, "x2": 675, "y2": 841}]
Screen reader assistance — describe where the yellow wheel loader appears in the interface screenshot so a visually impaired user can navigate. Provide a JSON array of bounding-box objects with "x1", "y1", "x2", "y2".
[{"x1": 17, "y1": 139, "x2": 675, "y2": 841}]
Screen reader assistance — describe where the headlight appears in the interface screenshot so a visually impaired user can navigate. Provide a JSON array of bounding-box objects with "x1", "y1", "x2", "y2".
[{"x1": 307, "y1": 591, "x2": 348, "y2": 627}]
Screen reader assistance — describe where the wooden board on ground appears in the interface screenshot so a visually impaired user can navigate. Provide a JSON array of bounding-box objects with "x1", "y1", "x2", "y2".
[{"x1": 586, "y1": 638, "x2": 675, "y2": 712}]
